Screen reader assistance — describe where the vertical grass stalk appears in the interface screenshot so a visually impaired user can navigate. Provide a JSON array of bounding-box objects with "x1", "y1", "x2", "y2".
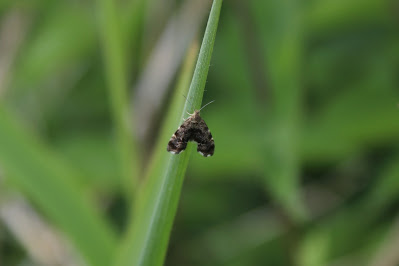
[{"x1": 113, "y1": 1, "x2": 223, "y2": 265}]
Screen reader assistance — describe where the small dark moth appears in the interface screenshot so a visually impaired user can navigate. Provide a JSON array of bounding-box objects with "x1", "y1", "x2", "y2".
[{"x1": 167, "y1": 101, "x2": 215, "y2": 157}]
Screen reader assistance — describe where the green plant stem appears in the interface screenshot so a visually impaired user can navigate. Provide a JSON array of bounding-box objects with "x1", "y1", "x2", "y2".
[
  {"x1": 113, "y1": 1, "x2": 222, "y2": 265},
  {"x1": 183, "y1": 1, "x2": 222, "y2": 112}
]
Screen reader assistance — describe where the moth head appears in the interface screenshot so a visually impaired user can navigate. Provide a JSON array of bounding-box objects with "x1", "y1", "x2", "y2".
[
  {"x1": 192, "y1": 110, "x2": 202, "y2": 122},
  {"x1": 193, "y1": 100, "x2": 215, "y2": 123}
]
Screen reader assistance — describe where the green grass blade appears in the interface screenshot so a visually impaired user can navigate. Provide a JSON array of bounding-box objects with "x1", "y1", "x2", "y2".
[
  {"x1": 182, "y1": 1, "x2": 222, "y2": 112},
  {"x1": 251, "y1": 0, "x2": 306, "y2": 222},
  {"x1": 113, "y1": 44, "x2": 196, "y2": 266},
  {"x1": 0, "y1": 105, "x2": 117, "y2": 266},
  {"x1": 113, "y1": 1, "x2": 223, "y2": 265},
  {"x1": 97, "y1": 0, "x2": 139, "y2": 199},
  {"x1": 143, "y1": 42, "x2": 200, "y2": 188}
]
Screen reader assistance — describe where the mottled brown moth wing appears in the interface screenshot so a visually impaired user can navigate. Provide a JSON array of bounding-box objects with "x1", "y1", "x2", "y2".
[
  {"x1": 166, "y1": 117, "x2": 191, "y2": 155},
  {"x1": 167, "y1": 110, "x2": 214, "y2": 157},
  {"x1": 194, "y1": 119, "x2": 214, "y2": 157}
]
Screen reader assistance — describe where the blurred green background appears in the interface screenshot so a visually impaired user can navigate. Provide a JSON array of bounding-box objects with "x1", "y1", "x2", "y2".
[{"x1": 0, "y1": 0, "x2": 399, "y2": 265}]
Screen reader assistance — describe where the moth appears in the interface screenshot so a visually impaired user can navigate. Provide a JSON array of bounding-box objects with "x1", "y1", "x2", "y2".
[{"x1": 167, "y1": 101, "x2": 215, "y2": 157}]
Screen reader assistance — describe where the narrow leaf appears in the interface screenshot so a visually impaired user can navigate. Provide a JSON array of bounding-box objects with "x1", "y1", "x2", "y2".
[{"x1": 113, "y1": 1, "x2": 223, "y2": 265}]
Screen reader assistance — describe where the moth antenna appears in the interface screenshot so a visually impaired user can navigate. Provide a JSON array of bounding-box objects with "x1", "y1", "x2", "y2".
[
  {"x1": 182, "y1": 94, "x2": 196, "y2": 114},
  {"x1": 199, "y1": 100, "x2": 215, "y2": 112},
  {"x1": 182, "y1": 94, "x2": 194, "y2": 106}
]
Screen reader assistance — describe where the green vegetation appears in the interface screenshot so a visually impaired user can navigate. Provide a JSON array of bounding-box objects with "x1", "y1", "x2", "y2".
[{"x1": 0, "y1": 0, "x2": 398, "y2": 265}]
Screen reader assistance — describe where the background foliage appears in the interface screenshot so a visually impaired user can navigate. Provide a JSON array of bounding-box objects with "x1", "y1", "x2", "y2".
[{"x1": 0, "y1": 0, "x2": 398, "y2": 265}]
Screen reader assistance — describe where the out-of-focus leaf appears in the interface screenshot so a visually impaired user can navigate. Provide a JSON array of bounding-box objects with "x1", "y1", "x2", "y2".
[
  {"x1": 0, "y1": 105, "x2": 117, "y2": 266},
  {"x1": 306, "y1": 0, "x2": 393, "y2": 35},
  {"x1": 53, "y1": 132, "x2": 119, "y2": 190},
  {"x1": 298, "y1": 155, "x2": 399, "y2": 263},
  {"x1": 250, "y1": 0, "x2": 306, "y2": 221},
  {"x1": 302, "y1": 82, "x2": 399, "y2": 163},
  {"x1": 5, "y1": 3, "x2": 96, "y2": 133},
  {"x1": 97, "y1": 0, "x2": 139, "y2": 200},
  {"x1": 9, "y1": 3, "x2": 95, "y2": 96},
  {"x1": 297, "y1": 230, "x2": 329, "y2": 266}
]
